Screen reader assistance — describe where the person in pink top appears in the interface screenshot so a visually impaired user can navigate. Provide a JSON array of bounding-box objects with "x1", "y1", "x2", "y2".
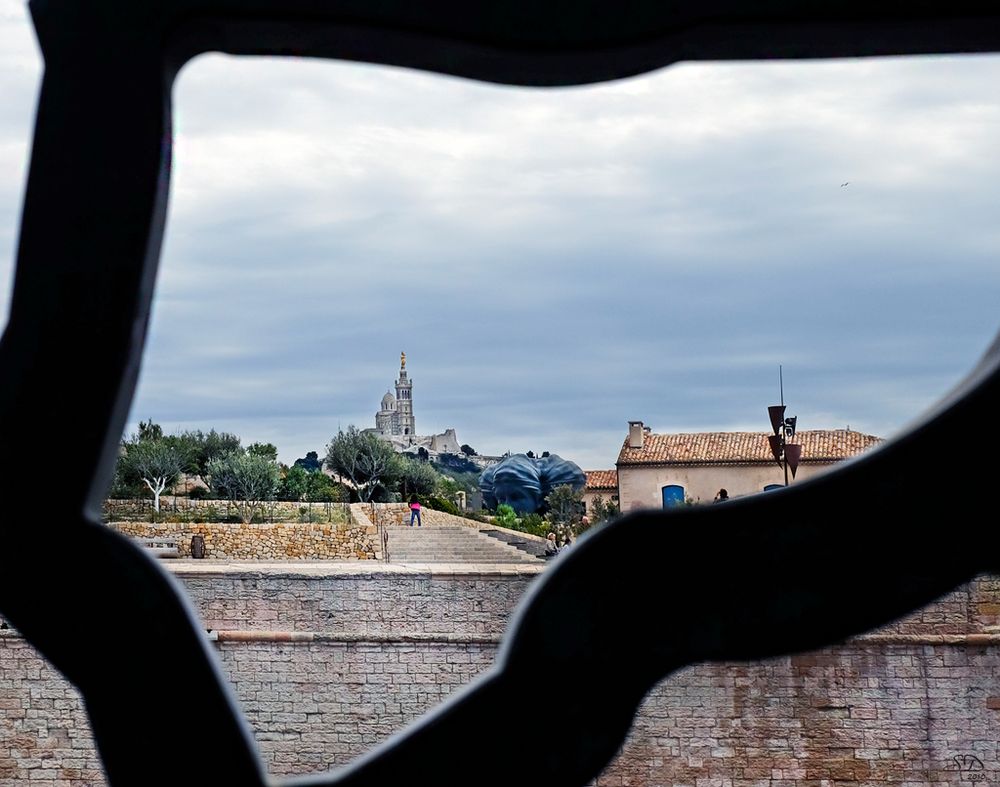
[{"x1": 409, "y1": 496, "x2": 422, "y2": 527}]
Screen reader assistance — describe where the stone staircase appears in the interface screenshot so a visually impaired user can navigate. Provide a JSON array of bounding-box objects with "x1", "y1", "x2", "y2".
[
  {"x1": 478, "y1": 528, "x2": 550, "y2": 560},
  {"x1": 382, "y1": 525, "x2": 545, "y2": 564}
]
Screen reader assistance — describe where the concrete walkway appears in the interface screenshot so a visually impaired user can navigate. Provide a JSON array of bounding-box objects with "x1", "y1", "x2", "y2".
[{"x1": 163, "y1": 560, "x2": 547, "y2": 577}]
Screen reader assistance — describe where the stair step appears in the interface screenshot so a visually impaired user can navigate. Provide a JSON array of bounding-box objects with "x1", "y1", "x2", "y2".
[{"x1": 380, "y1": 525, "x2": 544, "y2": 564}]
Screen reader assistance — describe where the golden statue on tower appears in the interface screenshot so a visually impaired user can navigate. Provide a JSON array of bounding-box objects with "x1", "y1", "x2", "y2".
[{"x1": 400, "y1": 351, "x2": 406, "y2": 369}]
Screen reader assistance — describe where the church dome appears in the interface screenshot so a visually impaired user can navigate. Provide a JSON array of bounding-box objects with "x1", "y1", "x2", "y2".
[{"x1": 381, "y1": 391, "x2": 396, "y2": 409}]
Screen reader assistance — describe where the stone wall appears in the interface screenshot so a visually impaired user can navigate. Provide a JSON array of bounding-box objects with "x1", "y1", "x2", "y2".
[
  {"x1": 107, "y1": 521, "x2": 380, "y2": 560},
  {"x1": 0, "y1": 635, "x2": 103, "y2": 785},
  {"x1": 181, "y1": 566, "x2": 533, "y2": 636},
  {"x1": 3, "y1": 572, "x2": 1000, "y2": 786},
  {"x1": 350, "y1": 503, "x2": 484, "y2": 529},
  {"x1": 102, "y1": 502, "x2": 490, "y2": 561},
  {"x1": 103, "y1": 498, "x2": 349, "y2": 523}
]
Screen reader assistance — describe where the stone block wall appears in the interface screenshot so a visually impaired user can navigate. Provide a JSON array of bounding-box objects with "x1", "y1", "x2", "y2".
[
  {"x1": 180, "y1": 568, "x2": 533, "y2": 636},
  {"x1": 3, "y1": 572, "x2": 1000, "y2": 786},
  {"x1": 103, "y1": 498, "x2": 349, "y2": 523},
  {"x1": 0, "y1": 634, "x2": 103, "y2": 785},
  {"x1": 222, "y1": 640, "x2": 496, "y2": 774},
  {"x1": 107, "y1": 521, "x2": 380, "y2": 561},
  {"x1": 351, "y1": 503, "x2": 484, "y2": 529}
]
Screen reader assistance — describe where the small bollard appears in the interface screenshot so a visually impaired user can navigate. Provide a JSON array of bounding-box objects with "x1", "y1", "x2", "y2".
[{"x1": 190, "y1": 534, "x2": 205, "y2": 559}]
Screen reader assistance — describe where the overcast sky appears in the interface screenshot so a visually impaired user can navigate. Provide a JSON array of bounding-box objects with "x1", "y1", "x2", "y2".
[{"x1": 2, "y1": 0, "x2": 999, "y2": 469}]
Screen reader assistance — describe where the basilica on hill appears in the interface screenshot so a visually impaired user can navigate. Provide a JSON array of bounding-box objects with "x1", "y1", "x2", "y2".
[{"x1": 367, "y1": 353, "x2": 462, "y2": 458}]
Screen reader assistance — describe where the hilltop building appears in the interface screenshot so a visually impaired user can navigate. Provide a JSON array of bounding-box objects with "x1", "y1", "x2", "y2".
[
  {"x1": 374, "y1": 351, "x2": 417, "y2": 438},
  {"x1": 368, "y1": 353, "x2": 462, "y2": 458}
]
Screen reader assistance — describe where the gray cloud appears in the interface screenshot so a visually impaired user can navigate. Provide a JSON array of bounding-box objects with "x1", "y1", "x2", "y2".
[{"x1": 2, "y1": 8, "x2": 999, "y2": 470}]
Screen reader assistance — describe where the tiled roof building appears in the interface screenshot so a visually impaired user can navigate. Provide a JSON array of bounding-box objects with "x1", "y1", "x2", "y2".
[
  {"x1": 585, "y1": 470, "x2": 618, "y2": 490},
  {"x1": 617, "y1": 430, "x2": 883, "y2": 466},
  {"x1": 581, "y1": 469, "x2": 619, "y2": 516},
  {"x1": 615, "y1": 421, "x2": 882, "y2": 511}
]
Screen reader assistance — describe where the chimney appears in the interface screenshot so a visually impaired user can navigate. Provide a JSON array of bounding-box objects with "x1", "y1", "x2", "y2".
[{"x1": 628, "y1": 421, "x2": 645, "y2": 449}]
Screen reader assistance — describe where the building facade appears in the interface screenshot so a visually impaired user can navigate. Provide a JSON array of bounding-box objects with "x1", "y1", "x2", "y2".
[
  {"x1": 582, "y1": 469, "x2": 618, "y2": 515},
  {"x1": 616, "y1": 420, "x2": 883, "y2": 510}
]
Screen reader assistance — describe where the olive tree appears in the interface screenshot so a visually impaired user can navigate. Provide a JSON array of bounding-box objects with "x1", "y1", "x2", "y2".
[
  {"x1": 121, "y1": 436, "x2": 190, "y2": 513},
  {"x1": 324, "y1": 426, "x2": 401, "y2": 502},
  {"x1": 207, "y1": 450, "x2": 280, "y2": 524},
  {"x1": 544, "y1": 484, "x2": 584, "y2": 528},
  {"x1": 398, "y1": 456, "x2": 441, "y2": 500}
]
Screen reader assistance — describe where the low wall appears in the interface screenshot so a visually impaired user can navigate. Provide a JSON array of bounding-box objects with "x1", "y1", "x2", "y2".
[
  {"x1": 107, "y1": 521, "x2": 380, "y2": 561},
  {"x1": 350, "y1": 503, "x2": 484, "y2": 529},
  {"x1": 3, "y1": 572, "x2": 1000, "y2": 786},
  {"x1": 102, "y1": 502, "x2": 490, "y2": 561},
  {"x1": 103, "y1": 498, "x2": 349, "y2": 523}
]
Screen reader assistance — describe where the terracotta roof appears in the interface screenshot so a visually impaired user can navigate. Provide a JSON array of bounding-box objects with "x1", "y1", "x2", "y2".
[
  {"x1": 616, "y1": 429, "x2": 883, "y2": 466},
  {"x1": 585, "y1": 469, "x2": 618, "y2": 490}
]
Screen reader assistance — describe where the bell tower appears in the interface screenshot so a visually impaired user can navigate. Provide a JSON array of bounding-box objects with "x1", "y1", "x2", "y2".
[{"x1": 395, "y1": 351, "x2": 415, "y2": 436}]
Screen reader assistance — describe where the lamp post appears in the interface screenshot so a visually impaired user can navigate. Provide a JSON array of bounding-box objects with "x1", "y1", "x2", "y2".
[{"x1": 767, "y1": 366, "x2": 802, "y2": 487}]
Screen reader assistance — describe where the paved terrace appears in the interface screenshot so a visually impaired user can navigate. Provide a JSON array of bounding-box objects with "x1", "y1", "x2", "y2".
[{"x1": 164, "y1": 559, "x2": 547, "y2": 577}]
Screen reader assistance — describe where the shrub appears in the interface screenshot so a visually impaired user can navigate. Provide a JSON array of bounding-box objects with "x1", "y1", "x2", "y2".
[
  {"x1": 425, "y1": 495, "x2": 460, "y2": 515},
  {"x1": 494, "y1": 504, "x2": 519, "y2": 529},
  {"x1": 518, "y1": 513, "x2": 547, "y2": 537},
  {"x1": 460, "y1": 509, "x2": 490, "y2": 523}
]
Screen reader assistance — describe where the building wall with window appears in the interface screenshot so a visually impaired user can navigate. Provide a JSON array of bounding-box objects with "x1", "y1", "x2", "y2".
[{"x1": 616, "y1": 422, "x2": 883, "y2": 510}]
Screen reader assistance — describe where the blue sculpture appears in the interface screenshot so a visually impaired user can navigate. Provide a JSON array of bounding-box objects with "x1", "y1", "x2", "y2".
[{"x1": 480, "y1": 453, "x2": 586, "y2": 514}]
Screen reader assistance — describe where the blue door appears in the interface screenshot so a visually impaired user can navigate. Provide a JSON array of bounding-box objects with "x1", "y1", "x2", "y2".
[{"x1": 661, "y1": 485, "x2": 685, "y2": 508}]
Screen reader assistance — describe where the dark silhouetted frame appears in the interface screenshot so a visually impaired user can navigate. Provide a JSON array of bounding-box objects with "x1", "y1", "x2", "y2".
[{"x1": 2, "y1": 1, "x2": 999, "y2": 785}]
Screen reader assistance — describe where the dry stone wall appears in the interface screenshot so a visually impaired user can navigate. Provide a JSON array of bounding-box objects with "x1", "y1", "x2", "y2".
[
  {"x1": 101, "y1": 502, "x2": 491, "y2": 561},
  {"x1": 3, "y1": 573, "x2": 1000, "y2": 786},
  {"x1": 107, "y1": 521, "x2": 380, "y2": 561},
  {"x1": 350, "y1": 503, "x2": 484, "y2": 529},
  {"x1": 103, "y1": 497, "x2": 350, "y2": 523}
]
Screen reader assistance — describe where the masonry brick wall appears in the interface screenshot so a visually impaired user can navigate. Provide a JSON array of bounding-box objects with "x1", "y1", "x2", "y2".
[
  {"x1": 177, "y1": 568, "x2": 534, "y2": 636},
  {"x1": 108, "y1": 521, "x2": 379, "y2": 561},
  {"x1": 0, "y1": 634, "x2": 103, "y2": 785},
  {"x1": 221, "y1": 641, "x2": 496, "y2": 775},
  {"x1": 3, "y1": 573, "x2": 1000, "y2": 786},
  {"x1": 599, "y1": 644, "x2": 1000, "y2": 786}
]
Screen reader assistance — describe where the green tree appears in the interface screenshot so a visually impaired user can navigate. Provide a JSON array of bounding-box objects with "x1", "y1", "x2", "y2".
[
  {"x1": 280, "y1": 464, "x2": 310, "y2": 502},
  {"x1": 207, "y1": 450, "x2": 280, "y2": 524},
  {"x1": 179, "y1": 429, "x2": 242, "y2": 485},
  {"x1": 398, "y1": 456, "x2": 441, "y2": 500},
  {"x1": 305, "y1": 470, "x2": 340, "y2": 503},
  {"x1": 111, "y1": 451, "x2": 146, "y2": 498},
  {"x1": 545, "y1": 484, "x2": 584, "y2": 528},
  {"x1": 121, "y1": 436, "x2": 191, "y2": 513},
  {"x1": 247, "y1": 441, "x2": 278, "y2": 462},
  {"x1": 588, "y1": 495, "x2": 619, "y2": 530},
  {"x1": 136, "y1": 419, "x2": 163, "y2": 442},
  {"x1": 460, "y1": 444, "x2": 477, "y2": 457},
  {"x1": 324, "y1": 425, "x2": 401, "y2": 502}
]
